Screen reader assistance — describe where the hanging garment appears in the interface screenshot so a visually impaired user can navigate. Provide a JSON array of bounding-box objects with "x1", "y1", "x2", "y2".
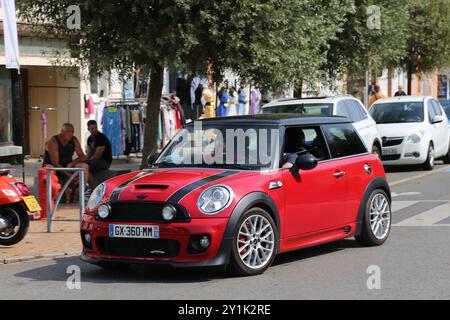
[
  {"x1": 217, "y1": 92, "x2": 229, "y2": 117},
  {"x1": 102, "y1": 106, "x2": 123, "y2": 157},
  {"x1": 238, "y1": 90, "x2": 248, "y2": 115},
  {"x1": 250, "y1": 88, "x2": 262, "y2": 114},
  {"x1": 85, "y1": 96, "x2": 95, "y2": 115},
  {"x1": 227, "y1": 91, "x2": 238, "y2": 116}
]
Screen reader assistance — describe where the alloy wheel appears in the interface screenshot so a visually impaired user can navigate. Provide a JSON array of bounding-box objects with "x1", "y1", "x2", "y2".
[
  {"x1": 369, "y1": 193, "x2": 391, "y2": 240},
  {"x1": 237, "y1": 215, "x2": 275, "y2": 269}
]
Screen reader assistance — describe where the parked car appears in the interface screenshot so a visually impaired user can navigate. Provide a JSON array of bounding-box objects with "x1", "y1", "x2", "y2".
[
  {"x1": 81, "y1": 114, "x2": 391, "y2": 276},
  {"x1": 370, "y1": 96, "x2": 450, "y2": 170},
  {"x1": 260, "y1": 95, "x2": 383, "y2": 158}
]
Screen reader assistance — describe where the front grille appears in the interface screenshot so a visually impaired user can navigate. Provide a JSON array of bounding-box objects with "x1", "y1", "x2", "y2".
[
  {"x1": 103, "y1": 201, "x2": 190, "y2": 223},
  {"x1": 96, "y1": 237, "x2": 180, "y2": 258},
  {"x1": 382, "y1": 154, "x2": 401, "y2": 161},
  {"x1": 382, "y1": 137, "x2": 404, "y2": 147}
]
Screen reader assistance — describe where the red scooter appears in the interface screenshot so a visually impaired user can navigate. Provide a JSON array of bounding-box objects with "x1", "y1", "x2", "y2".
[{"x1": 0, "y1": 164, "x2": 40, "y2": 246}]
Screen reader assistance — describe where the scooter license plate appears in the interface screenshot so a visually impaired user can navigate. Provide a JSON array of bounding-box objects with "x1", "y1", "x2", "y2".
[{"x1": 23, "y1": 196, "x2": 42, "y2": 212}]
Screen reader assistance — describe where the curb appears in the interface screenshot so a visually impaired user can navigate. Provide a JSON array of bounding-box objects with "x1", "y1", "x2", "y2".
[{"x1": 1, "y1": 251, "x2": 80, "y2": 265}]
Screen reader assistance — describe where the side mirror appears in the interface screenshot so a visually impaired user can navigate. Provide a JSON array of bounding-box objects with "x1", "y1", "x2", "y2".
[
  {"x1": 289, "y1": 154, "x2": 318, "y2": 177},
  {"x1": 146, "y1": 152, "x2": 160, "y2": 167},
  {"x1": 432, "y1": 115, "x2": 444, "y2": 124}
]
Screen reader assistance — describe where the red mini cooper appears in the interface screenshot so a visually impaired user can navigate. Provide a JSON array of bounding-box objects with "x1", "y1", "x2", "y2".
[{"x1": 81, "y1": 115, "x2": 392, "y2": 276}]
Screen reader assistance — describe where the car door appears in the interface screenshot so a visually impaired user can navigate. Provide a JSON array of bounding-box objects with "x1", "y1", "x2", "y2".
[
  {"x1": 431, "y1": 100, "x2": 449, "y2": 156},
  {"x1": 282, "y1": 126, "x2": 353, "y2": 239},
  {"x1": 427, "y1": 99, "x2": 445, "y2": 157}
]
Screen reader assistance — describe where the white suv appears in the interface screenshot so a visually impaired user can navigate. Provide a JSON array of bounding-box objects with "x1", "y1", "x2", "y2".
[
  {"x1": 261, "y1": 95, "x2": 382, "y2": 156},
  {"x1": 370, "y1": 96, "x2": 450, "y2": 170}
]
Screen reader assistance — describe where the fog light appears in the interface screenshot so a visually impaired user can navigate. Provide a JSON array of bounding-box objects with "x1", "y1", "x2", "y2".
[
  {"x1": 97, "y1": 204, "x2": 111, "y2": 219},
  {"x1": 199, "y1": 236, "x2": 210, "y2": 249},
  {"x1": 413, "y1": 152, "x2": 420, "y2": 158},
  {"x1": 84, "y1": 232, "x2": 91, "y2": 244},
  {"x1": 162, "y1": 205, "x2": 177, "y2": 221},
  {"x1": 81, "y1": 231, "x2": 92, "y2": 249}
]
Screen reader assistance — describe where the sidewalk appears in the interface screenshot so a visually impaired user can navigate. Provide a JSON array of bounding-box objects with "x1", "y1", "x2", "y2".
[
  {"x1": 0, "y1": 205, "x2": 82, "y2": 264},
  {"x1": 1, "y1": 158, "x2": 142, "y2": 264}
]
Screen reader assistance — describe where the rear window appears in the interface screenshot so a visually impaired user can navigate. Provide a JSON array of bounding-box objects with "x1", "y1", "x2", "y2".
[
  {"x1": 322, "y1": 124, "x2": 367, "y2": 158},
  {"x1": 262, "y1": 103, "x2": 333, "y2": 115}
]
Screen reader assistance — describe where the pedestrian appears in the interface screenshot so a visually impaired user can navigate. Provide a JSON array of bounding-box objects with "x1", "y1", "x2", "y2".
[
  {"x1": 369, "y1": 84, "x2": 387, "y2": 108},
  {"x1": 194, "y1": 84, "x2": 204, "y2": 119},
  {"x1": 228, "y1": 87, "x2": 238, "y2": 116},
  {"x1": 216, "y1": 87, "x2": 229, "y2": 117},
  {"x1": 250, "y1": 85, "x2": 262, "y2": 114},
  {"x1": 86, "y1": 120, "x2": 113, "y2": 176},
  {"x1": 237, "y1": 85, "x2": 248, "y2": 115},
  {"x1": 43, "y1": 123, "x2": 91, "y2": 198},
  {"x1": 394, "y1": 85, "x2": 407, "y2": 97}
]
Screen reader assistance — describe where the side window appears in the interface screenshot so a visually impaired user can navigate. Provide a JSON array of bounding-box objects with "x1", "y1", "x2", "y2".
[
  {"x1": 322, "y1": 124, "x2": 368, "y2": 158},
  {"x1": 335, "y1": 101, "x2": 352, "y2": 120},
  {"x1": 354, "y1": 101, "x2": 369, "y2": 120},
  {"x1": 281, "y1": 126, "x2": 330, "y2": 167},
  {"x1": 432, "y1": 100, "x2": 443, "y2": 116},
  {"x1": 344, "y1": 100, "x2": 365, "y2": 122},
  {"x1": 428, "y1": 100, "x2": 437, "y2": 123}
]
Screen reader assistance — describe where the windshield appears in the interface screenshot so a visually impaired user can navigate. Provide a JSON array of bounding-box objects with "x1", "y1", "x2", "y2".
[
  {"x1": 370, "y1": 102, "x2": 424, "y2": 124},
  {"x1": 155, "y1": 123, "x2": 279, "y2": 170},
  {"x1": 262, "y1": 103, "x2": 333, "y2": 115}
]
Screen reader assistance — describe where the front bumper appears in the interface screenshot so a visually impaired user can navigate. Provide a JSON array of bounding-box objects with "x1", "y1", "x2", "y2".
[
  {"x1": 381, "y1": 140, "x2": 428, "y2": 165},
  {"x1": 80, "y1": 215, "x2": 232, "y2": 268}
]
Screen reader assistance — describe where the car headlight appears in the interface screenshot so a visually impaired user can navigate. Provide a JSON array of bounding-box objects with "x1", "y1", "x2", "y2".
[
  {"x1": 407, "y1": 133, "x2": 422, "y2": 144},
  {"x1": 87, "y1": 183, "x2": 106, "y2": 211},
  {"x1": 197, "y1": 185, "x2": 233, "y2": 215}
]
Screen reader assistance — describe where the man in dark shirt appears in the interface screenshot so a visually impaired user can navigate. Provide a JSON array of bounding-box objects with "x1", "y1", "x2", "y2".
[
  {"x1": 394, "y1": 85, "x2": 407, "y2": 96},
  {"x1": 86, "y1": 120, "x2": 112, "y2": 174}
]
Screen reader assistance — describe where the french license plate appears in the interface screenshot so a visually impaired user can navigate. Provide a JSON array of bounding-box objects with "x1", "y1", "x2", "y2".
[
  {"x1": 382, "y1": 148, "x2": 398, "y2": 156},
  {"x1": 109, "y1": 224, "x2": 160, "y2": 239},
  {"x1": 23, "y1": 196, "x2": 42, "y2": 212}
]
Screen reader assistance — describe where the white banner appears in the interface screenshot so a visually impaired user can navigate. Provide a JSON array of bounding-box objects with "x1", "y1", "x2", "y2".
[{"x1": 1, "y1": 0, "x2": 20, "y2": 70}]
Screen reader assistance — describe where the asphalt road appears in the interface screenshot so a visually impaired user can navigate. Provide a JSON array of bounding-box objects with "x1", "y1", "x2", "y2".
[{"x1": 1, "y1": 163, "x2": 450, "y2": 300}]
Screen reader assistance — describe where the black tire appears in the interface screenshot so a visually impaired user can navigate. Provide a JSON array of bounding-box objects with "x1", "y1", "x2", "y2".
[
  {"x1": 227, "y1": 208, "x2": 278, "y2": 276},
  {"x1": 443, "y1": 144, "x2": 450, "y2": 164},
  {"x1": 372, "y1": 144, "x2": 381, "y2": 159},
  {"x1": 0, "y1": 204, "x2": 29, "y2": 246},
  {"x1": 422, "y1": 144, "x2": 435, "y2": 171},
  {"x1": 356, "y1": 190, "x2": 391, "y2": 246}
]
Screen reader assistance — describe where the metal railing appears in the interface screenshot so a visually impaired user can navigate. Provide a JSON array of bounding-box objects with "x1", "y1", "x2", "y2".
[{"x1": 46, "y1": 168, "x2": 85, "y2": 233}]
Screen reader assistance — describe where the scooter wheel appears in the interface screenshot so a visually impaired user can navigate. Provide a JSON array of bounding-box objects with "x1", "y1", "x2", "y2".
[{"x1": 0, "y1": 205, "x2": 29, "y2": 246}]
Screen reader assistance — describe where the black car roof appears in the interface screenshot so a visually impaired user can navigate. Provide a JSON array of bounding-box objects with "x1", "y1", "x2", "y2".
[{"x1": 193, "y1": 114, "x2": 351, "y2": 126}]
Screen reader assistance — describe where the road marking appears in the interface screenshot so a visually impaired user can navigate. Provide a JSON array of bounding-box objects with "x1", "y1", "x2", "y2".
[
  {"x1": 392, "y1": 192, "x2": 421, "y2": 198},
  {"x1": 393, "y1": 202, "x2": 450, "y2": 227},
  {"x1": 389, "y1": 165, "x2": 450, "y2": 187},
  {"x1": 391, "y1": 201, "x2": 419, "y2": 212}
]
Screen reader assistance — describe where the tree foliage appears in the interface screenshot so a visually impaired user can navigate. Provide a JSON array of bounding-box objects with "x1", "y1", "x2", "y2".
[{"x1": 17, "y1": 0, "x2": 352, "y2": 165}]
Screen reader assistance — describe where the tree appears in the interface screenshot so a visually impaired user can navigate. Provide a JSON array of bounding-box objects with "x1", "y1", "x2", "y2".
[
  {"x1": 324, "y1": 0, "x2": 410, "y2": 97},
  {"x1": 18, "y1": 0, "x2": 351, "y2": 166},
  {"x1": 404, "y1": 0, "x2": 450, "y2": 94}
]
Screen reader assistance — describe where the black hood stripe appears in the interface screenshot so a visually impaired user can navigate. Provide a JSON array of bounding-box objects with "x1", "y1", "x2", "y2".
[
  {"x1": 167, "y1": 171, "x2": 239, "y2": 203},
  {"x1": 109, "y1": 170, "x2": 154, "y2": 201}
]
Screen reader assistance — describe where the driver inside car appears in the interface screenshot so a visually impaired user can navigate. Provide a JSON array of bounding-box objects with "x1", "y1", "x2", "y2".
[{"x1": 282, "y1": 128, "x2": 310, "y2": 169}]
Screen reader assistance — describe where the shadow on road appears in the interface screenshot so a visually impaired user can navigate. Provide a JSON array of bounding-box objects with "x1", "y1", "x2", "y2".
[{"x1": 13, "y1": 238, "x2": 364, "y2": 284}]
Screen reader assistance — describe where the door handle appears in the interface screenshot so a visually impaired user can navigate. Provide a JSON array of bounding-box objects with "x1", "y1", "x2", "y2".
[{"x1": 333, "y1": 171, "x2": 346, "y2": 178}]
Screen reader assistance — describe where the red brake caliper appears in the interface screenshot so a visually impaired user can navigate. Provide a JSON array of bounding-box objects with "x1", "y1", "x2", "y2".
[{"x1": 239, "y1": 235, "x2": 248, "y2": 255}]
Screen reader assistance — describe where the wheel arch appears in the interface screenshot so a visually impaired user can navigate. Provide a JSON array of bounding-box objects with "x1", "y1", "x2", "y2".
[
  {"x1": 224, "y1": 192, "x2": 280, "y2": 239},
  {"x1": 355, "y1": 177, "x2": 391, "y2": 237}
]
